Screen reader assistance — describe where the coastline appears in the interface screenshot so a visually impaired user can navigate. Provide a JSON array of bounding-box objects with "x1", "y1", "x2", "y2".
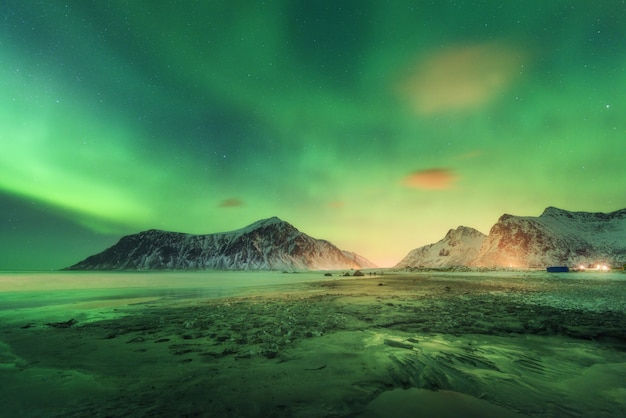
[{"x1": 1, "y1": 272, "x2": 624, "y2": 417}]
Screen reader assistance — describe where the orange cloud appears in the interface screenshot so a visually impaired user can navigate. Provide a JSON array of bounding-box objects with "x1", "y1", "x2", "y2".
[
  {"x1": 327, "y1": 201, "x2": 345, "y2": 209},
  {"x1": 218, "y1": 198, "x2": 243, "y2": 208},
  {"x1": 397, "y1": 42, "x2": 525, "y2": 114},
  {"x1": 403, "y1": 168, "x2": 457, "y2": 190}
]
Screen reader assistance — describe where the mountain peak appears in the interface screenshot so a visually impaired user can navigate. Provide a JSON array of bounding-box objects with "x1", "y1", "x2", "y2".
[
  {"x1": 236, "y1": 216, "x2": 296, "y2": 234},
  {"x1": 444, "y1": 226, "x2": 485, "y2": 239},
  {"x1": 395, "y1": 225, "x2": 486, "y2": 269},
  {"x1": 474, "y1": 207, "x2": 626, "y2": 268},
  {"x1": 540, "y1": 206, "x2": 571, "y2": 218},
  {"x1": 66, "y1": 217, "x2": 375, "y2": 271},
  {"x1": 540, "y1": 206, "x2": 626, "y2": 221},
  {"x1": 254, "y1": 216, "x2": 287, "y2": 226},
  {"x1": 398, "y1": 207, "x2": 626, "y2": 269}
]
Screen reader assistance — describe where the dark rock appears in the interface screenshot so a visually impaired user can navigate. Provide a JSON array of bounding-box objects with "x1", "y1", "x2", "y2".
[
  {"x1": 384, "y1": 339, "x2": 414, "y2": 350},
  {"x1": 46, "y1": 318, "x2": 77, "y2": 328},
  {"x1": 262, "y1": 349, "x2": 279, "y2": 359}
]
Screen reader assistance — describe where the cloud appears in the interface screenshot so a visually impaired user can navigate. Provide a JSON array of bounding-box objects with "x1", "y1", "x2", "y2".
[
  {"x1": 327, "y1": 201, "x2": 345, "y2": 209},
  {"x1": 397, "y1": 42, "x2": 525, "y2": 114},
  {"x1": 403, "y1": 168, "x2": 457, "y2": 190},
  {"x1": 218, "y1": 198, "x2": 244, "y2": 208}
]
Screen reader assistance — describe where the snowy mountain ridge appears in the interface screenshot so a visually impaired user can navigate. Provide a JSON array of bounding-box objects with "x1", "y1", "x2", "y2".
[
  {"x1": 472, "y1": 207, "x2": 626, "y2": 268},
  {"x1": 395, "y1": 226, "x2": 486, "y2": 269},
  {"x1": 67, "y1": 217, "x2": 377, "y2": 271},
  {"x1": 397, "y1": 207, "x2": 626, "y2": 269}
]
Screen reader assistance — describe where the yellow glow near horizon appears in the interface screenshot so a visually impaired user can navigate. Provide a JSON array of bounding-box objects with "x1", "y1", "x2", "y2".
[{"x1": 1, "y1": 2, "x2": 625, "y2": 270}]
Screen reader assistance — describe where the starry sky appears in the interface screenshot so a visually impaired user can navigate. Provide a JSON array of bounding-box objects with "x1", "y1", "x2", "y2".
[{"x1": 1, "y1": 1, "x2": 625, "y2": 270}]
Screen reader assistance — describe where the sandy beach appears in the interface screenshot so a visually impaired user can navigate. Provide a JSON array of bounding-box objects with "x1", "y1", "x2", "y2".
[{"x1": 1, "y1": 271, "x2": 624, "y2": 417}]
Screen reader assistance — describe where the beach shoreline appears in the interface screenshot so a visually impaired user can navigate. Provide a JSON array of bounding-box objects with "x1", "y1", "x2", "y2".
[{"x1": 1, "y1": 272, "x2": 624, "y2": 417}]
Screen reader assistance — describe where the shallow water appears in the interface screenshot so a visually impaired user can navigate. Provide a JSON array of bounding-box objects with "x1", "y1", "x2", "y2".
[
  {"x1": 0, "y1": 271, "x2": 331, "y2": 311},
  {"x1": 1, "y1": 271, "x2": 624, "y2": 417}
]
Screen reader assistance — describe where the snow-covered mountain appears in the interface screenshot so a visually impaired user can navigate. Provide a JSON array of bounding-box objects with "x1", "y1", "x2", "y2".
[
  {"x1": 396, "y1": 207, "x2": 626, "y2": 269},
  {"x1": 66, "y1": 217, "x2": 377, "y2": 271},
  {"x1": 395, "y1": 226, "x2": 486, "y2": 269},
  {"x1": 471, "y1": 207, "x2": 626, "y2": 268}
]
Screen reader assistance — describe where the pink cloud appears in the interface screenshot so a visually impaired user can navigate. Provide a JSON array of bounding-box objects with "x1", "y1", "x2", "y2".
[
  {"x1": 403, "y1": 168, "x2": 458, "y2": 190},
  {"x1": 219, "y1": 198, "x2": 244, "y2": 208}
]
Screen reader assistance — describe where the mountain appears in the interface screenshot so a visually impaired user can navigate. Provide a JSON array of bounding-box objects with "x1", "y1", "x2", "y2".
[
  {"x1": 471, "y1": 207, "x2": 626, "y2": 268},
  {"x1": 66, "y1": 217, "x2": 377, "y2": 271},
  {"x1": 396, "y1": 207, "x2": 626, "y2": 269},
  {"x1": 395, "y1": 226, "x2": 486, "y2": 269}
]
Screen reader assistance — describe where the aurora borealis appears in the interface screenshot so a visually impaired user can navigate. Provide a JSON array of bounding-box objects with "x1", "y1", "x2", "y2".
[{"x1": 1, "y1": 1, "x2": 625, "y2": 270}]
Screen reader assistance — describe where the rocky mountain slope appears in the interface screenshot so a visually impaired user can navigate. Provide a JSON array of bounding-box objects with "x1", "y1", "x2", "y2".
[
  {"x1": 395, "y1": 226, "x2": 486, "y2": 269},
  {"x1": 67, "y1": 217, "x2": 377, "y2": 271},
  {"x1": 396, "y1": 207, "x2": 626, "y2": 269},
  {"x1": 472, "y1": 207, "x2": 626, "y2": 268}
]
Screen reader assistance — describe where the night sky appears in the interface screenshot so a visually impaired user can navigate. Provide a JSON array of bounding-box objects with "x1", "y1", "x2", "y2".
[{"x1": 2, "y1": 1, "x2": 625, "y2": 270}]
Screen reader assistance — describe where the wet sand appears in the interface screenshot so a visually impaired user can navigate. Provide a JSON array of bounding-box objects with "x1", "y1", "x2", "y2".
[{"x1": 1, "y1": 272, "x2": 624, "y2": 417}]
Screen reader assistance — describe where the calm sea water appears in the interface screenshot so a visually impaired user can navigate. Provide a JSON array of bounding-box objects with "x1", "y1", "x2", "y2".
[
  {"x1": 0, "y1": 270, "x2": 341, "y2": 311},
  {"x1": 1, "y1": 269, "x2": 623, "y2": 311}
]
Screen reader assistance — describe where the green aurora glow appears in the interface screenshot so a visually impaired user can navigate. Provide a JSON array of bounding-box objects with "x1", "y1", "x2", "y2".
[{"x1": 1, "y1": 1, "x2": 625, "y2": 269}]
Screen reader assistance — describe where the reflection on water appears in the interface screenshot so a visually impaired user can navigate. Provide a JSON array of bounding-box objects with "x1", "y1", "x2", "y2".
[
  {"x1": 1, "y1": 270, "x2": 624, "y2": 311},
  {"x1": 0, "y1": 271, "x2": 336, "y2": 310}
]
